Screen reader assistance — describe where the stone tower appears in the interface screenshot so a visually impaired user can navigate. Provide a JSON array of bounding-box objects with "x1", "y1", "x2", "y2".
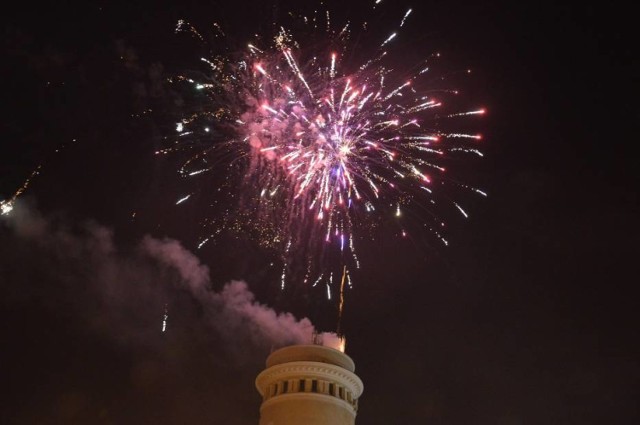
[{"x1": 255, "y1": 344, "x2": 364, "y2": 425}]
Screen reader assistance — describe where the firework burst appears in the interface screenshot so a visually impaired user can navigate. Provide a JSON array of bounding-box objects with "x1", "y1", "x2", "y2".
[{"x1": 161, "y1": 3, "x2": 486, "y2": 310}]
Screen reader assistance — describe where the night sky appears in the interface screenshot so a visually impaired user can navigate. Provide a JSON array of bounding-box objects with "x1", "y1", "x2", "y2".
[{"x1": 1, "y1": 1, "x2": 638, "y2": 424}]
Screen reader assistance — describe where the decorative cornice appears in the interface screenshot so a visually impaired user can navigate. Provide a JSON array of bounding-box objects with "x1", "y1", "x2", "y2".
[
  {"x1": 260, "y1": 392, "x2": 357, "y2": 416},
  {"x1": 255, "y1": 361, "x2": 364, "y2": 397}
]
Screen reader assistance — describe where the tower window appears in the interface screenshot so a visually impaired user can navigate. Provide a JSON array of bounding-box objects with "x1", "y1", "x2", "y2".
[
  {"x1": 311, "y1": 379, "x2": 318, "y2": 393},
  {"x1": 328, "y1": 383, "x2": 335, "y2": 396},
  {"x1": 282, "y1": 381, "x2": 289, "y2": 393}
]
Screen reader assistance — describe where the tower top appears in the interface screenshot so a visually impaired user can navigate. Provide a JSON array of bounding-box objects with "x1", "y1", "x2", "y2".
[
  {"x1": 266, "y1": 344, "x2": 356, "y2": 372},
  {"x1": 256, "y1": 344, "x2": 363, "y2": 424}
]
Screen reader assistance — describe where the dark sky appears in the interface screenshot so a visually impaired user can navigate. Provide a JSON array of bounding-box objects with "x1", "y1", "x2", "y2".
[{"x1": 1, "y1": 1, "x2": 638, "y2": 424}]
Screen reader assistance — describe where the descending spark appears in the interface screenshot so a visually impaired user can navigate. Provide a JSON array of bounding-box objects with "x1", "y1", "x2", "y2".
[
  {"x1": 400, "y1": 9, "x2": 413, "y2": 27},
  {"x1": 162, "y1": 303, "x2": 169, "y2": 332},
  {"x1": 176, "y1": 194, "x2": 191, "y2": 204},
  {"x1": 447, "y1": 133, "x2": 482, "y2": 139},
  {"x1": 448, "y1": 109, "x2": 486, "y2": 117},
  {"x1": 330, "y1": 53, "x2": 337, "y2": 79},
  {"x1": 336, "y1": 265, "x2": 347, "y2": 335},
  {"x1": 281, "y1": 266, "x2": 287, "y2": 290},
  {"x1": 197, "y1": 237, "x2": 210, "y2": 249},
  {"x1": 450, "y1": 147, "x2": 484, "y2": 157},
  {"x1": 454, "y1": 202, "x2": 469, "y2": 218},
  {"x1": 381, "y1": 32, "x2": 397, "y2": 47}
]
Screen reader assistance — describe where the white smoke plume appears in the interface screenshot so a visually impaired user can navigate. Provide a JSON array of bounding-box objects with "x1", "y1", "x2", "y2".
[
  {"x1": 1, "y1": 200, "x2": 322, "y2": 353},
  {"x1": 141, "y1": 235, "x2": 316, "y2": 347}
]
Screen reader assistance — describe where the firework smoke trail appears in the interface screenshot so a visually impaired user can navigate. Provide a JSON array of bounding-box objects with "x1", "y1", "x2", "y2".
[
  {"x1": 166, "y1": 3, "x2": 486, "y2": 314},
  {"x1": 1, "y1": 166, "x2": 41, "y2": 215},
  {"x1": 1, "y1": 137, "x2": 76, "y2": 216}
]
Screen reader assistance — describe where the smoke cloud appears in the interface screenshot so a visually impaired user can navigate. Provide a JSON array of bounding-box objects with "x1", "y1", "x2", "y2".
[{"x1": 0, "y1": 200, "x2": 326, "y2": 424}]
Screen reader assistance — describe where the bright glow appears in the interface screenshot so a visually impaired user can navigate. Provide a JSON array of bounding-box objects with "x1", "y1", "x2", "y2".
[
  {"x1": 319, "y1": 332, "x2": 346, "y2": 352},
  {"x1": 1, "y1": 201, "x2": 13, "y2": 215}
]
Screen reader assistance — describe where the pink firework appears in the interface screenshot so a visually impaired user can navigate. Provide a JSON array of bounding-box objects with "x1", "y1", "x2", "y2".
[{"x1": 164, "y1": 5, "x2": 486, "y2": 296}]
